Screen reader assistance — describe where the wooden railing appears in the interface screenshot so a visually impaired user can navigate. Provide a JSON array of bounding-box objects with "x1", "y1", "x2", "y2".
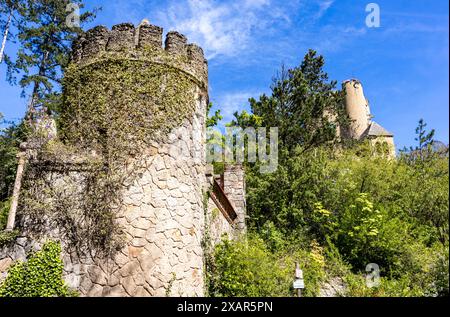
[{"x1": 210, "y1": 178, "x2": 237, "y2": 224}]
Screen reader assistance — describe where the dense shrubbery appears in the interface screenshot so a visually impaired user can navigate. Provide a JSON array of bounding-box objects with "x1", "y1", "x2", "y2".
[
  {"x1": 0, "y1": 114, "x2": 28, "y2": 202},
  {"x1": 209, "y1": 142, "x2": 448, "y2": 297},
  {"x1": 207, "y1": 145, "x2": 448, "y2": 296},
  {"x1": 206, "y1": 49, "x2": 448, "y2": 297},
  {"x1": 0, "y1": 198, "x2": 10, "y2": 229},
  {"x1": 0, "y1": 241, "x2": 75, "y2": 297},
  {"x1": 208, "y1": 234, "x2": 327, "y2": 297}
]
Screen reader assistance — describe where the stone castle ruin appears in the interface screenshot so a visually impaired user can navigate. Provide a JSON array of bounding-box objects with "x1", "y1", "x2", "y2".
[
  {"x1": 0, "y1": 22, "x2": 395, "y2": 297},
  {"x1": 0, "y1": 21, "x2": 246, "y2": 297}
]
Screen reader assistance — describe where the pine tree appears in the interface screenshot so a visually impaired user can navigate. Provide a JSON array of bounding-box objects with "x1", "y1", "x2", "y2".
[
  {"x1": 5, "y1": 0, "x2": 97, "y2": 119},
  {"x1": 415, "y1": 118, "x2": 435, "y2": 151},
  {"x1": 231, "y1": 49, "x2": 349, "y2": 153},
  {"x1": 404, "y1": 118, "x2": 436, "y2": 162}
]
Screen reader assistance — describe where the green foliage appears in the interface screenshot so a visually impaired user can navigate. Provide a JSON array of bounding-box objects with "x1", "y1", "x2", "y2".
[
  {"x1": 0, "y1": 198, "x2": 17, "y2": 248},
  {"x1": 430, "y1": 244, "x2": 449, "y2": 296},
  {"x1": 5, "y1": 0, "x2": 97, "y2": 114},
  {"x1": 217, "y1": 57, "x2": 448, "y2": 297},
  {"x1": 343, "y1": 273, "x2": 425, "y2": 297},
  {"x1": 0, "y1": 229, "x2": 19, "y2": 246},
  {"x1": 230, "y1": 50, "x2": 349, "y2": 151},
  {"x1": 228, "y1": 110, "x2": 263, "y2": 129},
  {"x1": 0, "y1": 240, "x2": 75, "y2": 297},
  {"x1": 0, "y1": 198, "x2": 11, "y2": 229},
  {"x1": 260, "y1": 221, "x2": 286, "y2": 251},
  {"x1": 414, "y1": 118, "x2": 435, "y2": 151},
  {"x1": 208, "y1": 235, "x2": 290, "y2": 297},
  {"x1": 206, "y1": 102, "x2": 223, "y2": 128},
  {"x1": 240, "y1": 140, "x2": 448, "y2": 296},
  {"x1": 208, "y1": 234, "x2": 327, "y2": 297},
  {"x1": 0, "y1": 114, "x2": 29, "y2": 201},
  {"x1": 61, "y1": 57, "x2": 196, "y2": 153},
  {"x1": 400, "y1": 119, "x2": 443, "y2": 166}
]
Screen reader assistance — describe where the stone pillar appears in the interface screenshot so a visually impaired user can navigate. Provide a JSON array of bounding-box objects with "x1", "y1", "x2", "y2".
[{"x1": 223, "y1": 164, "x2": 246, "y2": 233}]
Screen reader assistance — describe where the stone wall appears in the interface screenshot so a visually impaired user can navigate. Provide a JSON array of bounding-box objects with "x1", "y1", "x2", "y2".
[
  {"x1": 223, "y1": 165, "x2": 246, "y2": 234},
  {"x1": 100, "y1": 94, "x2": 208, "y2": 297},
  {"x1": 0, "y1": 22, "x2": 246, "y2": 297},
  {"x1": 207, "y1": 195, "x2": 236, "y2": 246},
  {"x1": 0, "y1": 93, "x2": 208, "y2": 296},
  {"x1": 72, "y1": 22, "x2": 208, "y2": 90},
  {"x1": 204, "y1": 164, "x2": 247, "y2": 246}
]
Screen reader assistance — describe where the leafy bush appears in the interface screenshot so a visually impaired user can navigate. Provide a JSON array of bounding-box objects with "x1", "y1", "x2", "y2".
[
  {"x1": 0, "y1": 115, "x2": 28, "y2": 202},
  {"x1": 0, "y1": 240, "x2": 75, "y2": 297},
  {"x1": 0, "y1": 198, "x2": 10, "y2": 230},
  {"x1": 0, "y1": 230, "x2": 19, "y2": 247},
  {"x1": 208, "y1": 234, "x2": 326, "y2": 297},
  {"x1": 343, "y1": 273, "x2": 425, "y2": 297},
  {"x1": 208, "y1": 235, "x2": 290, "y2": 297},
  {"x1": 429, "y1": 243, "x2": 449, "y2": 297},
  {"x1": 240, "y1": 140, "x2": 448, "y2": 296}
]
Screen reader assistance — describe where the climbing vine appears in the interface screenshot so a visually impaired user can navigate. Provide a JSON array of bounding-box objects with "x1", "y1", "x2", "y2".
[
  {"x1": 17, "y1": 54, "x2": 199, "y2": 256},
  {"x1": 201, "y1": 189, "x2": 214, "y2": 296},
  {"x1": 0, "y1": 240, "x2": 76, "y2": 297}
]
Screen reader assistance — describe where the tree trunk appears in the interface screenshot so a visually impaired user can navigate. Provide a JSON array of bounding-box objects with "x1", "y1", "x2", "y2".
[
  {"x1": 0, "y1": 8, "x2": 12, "y2": 64},
  {"x1": 5, "y1": 151, "x2": 27, "y2": 231},
  {"x1": 26, "y1": 50, "x2": 49, "y2": 116}
]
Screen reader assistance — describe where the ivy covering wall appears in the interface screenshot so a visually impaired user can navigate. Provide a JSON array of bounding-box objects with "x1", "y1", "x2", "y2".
[
  {"x1": 0, "y1": 241, "x2": 76, "y2": 297},
  {"x1": 17, "y1": 55, "x2": 199, "y2": 256}
]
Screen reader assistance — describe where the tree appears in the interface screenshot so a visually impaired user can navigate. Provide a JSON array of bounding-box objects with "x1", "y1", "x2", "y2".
[
  {"x1": 411, "y1": 118, "x2": 435, "y2": 162},
  {"x1": 414, "y1": 118, "x2": 435, "y2": 150},
  {"x1": 0, "y1": 0, "x2": 23, "y2": 65},
  {"x1": 0, "y1": 113, "x2": 28, "y2": 201},
  {"x1": 5, "y1": 0, "x2": 97, "y2": 119},
  {"x1": 231, "y1": 50, "x2": 349, "y2": 153},
  {"x1": 400, "y1": 119, "x2": 439, "y2": 164},
  {"x1": 206, "y1": 102, "x2": 223, "y2": 128}
]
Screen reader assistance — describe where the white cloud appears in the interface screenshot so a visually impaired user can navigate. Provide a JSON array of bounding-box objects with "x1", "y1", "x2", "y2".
[
  {"x1": 158, "y1": 0, "x2": 276, "y2": 59},
  {"x1": 316, "y1": 0, "x2": 334, "y2": 19}
]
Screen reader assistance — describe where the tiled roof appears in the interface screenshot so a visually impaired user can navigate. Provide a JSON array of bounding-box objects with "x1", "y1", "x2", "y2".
[{"x1": 366, "y1": 121, "x2": 393, "y2": 137}]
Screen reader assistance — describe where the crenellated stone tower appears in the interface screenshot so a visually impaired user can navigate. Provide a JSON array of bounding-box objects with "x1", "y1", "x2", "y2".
[
  {"x1": 0, "y1": 22, "x2": 246, "y2": 297},
  {"x1": 64, "y1": 21, "x2": 210, "y2": 297}
]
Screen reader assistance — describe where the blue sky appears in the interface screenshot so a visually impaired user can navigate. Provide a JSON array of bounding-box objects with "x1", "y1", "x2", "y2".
[{"x1": 0, "y1": 0, "x2": 448, "y2": 149}]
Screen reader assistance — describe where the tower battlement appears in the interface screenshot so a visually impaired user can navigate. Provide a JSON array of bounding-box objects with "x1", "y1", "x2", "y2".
[{"x1": 71, "y1": 22, "x2": 208, "y2": 89}]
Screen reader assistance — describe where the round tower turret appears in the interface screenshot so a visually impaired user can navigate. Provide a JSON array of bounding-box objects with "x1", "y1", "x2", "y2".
[
  {"x1": 343, "y1": 79, "x2": 371, "y2": 140},
  {"x1": 59, "y1": 22, "x2": 209, "y2": 296}
]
